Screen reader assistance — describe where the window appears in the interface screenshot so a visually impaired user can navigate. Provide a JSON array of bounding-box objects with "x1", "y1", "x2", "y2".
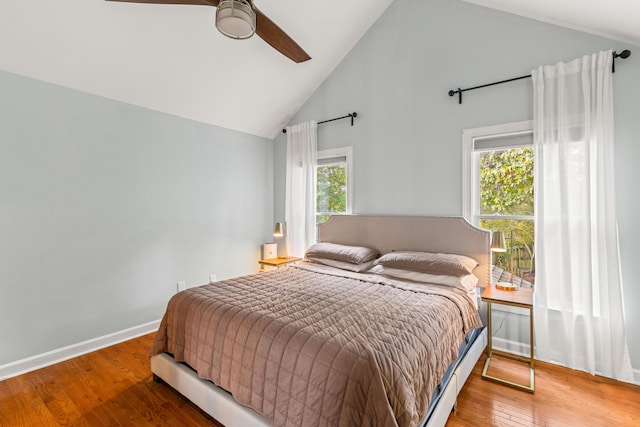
[
  {"x1": 316, "y1": 147, "x2": 353, "y2": 225},
  {"x1": 463, "y1": 122, "x2": 535, "y2": 284}
]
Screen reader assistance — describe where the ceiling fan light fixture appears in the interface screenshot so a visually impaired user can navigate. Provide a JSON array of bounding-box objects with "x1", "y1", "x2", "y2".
[{"x1": 216, "y1": 0, "x2": 256, "y2": 40}]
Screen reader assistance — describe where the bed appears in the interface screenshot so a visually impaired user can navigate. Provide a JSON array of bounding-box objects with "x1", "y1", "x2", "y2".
[{"x1": 150, "y1": 215, "x2": 490, "y2": 427}]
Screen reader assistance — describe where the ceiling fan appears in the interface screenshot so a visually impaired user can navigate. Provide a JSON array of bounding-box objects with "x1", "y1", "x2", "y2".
[{"x1": 105, "y1": 0, "x2": 311, "y2": 63}]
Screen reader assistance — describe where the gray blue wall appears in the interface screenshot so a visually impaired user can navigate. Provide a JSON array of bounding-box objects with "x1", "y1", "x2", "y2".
[
  {"x1": 275, "y1": 0, "x2": 640, "y2": 373},
  {"x1": 0, "y1": 71, "x2": 273, "y2": 365}
]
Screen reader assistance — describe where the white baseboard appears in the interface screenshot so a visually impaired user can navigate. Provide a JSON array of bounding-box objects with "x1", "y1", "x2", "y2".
[
  {"x1": 0, "y1": 320, "x2": 160, "y2": 381},
  {"x1": 493, "y1": 338, "x2": 640, "y2": 386},
  {"x1": 492, "y1": 336, "x2": 530, "y2": 358}
]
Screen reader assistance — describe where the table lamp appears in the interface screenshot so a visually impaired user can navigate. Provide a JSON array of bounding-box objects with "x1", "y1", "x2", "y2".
[
  {"x1": 273, "y1": 222, "x2": 288, "y2": 259},
  {"x1": 491, "y1": 230, "x2": 517, "y2": 291}
]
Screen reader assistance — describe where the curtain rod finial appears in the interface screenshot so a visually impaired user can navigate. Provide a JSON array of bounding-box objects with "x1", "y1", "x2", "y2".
[{"x1": 614, "y1": 49, "x2": 631, "y2": 59}]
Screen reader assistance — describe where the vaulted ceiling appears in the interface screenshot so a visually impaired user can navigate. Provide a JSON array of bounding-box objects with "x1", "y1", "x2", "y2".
[
  {"x1": 462, "y1": 1, "x2": 640, "y2": 47},
  {"x1": 0, "y1": 0, "x2": 394, "y2": 138},
  {"x1": 1, "y1": 1, "x2": 638, "y2": 139}
]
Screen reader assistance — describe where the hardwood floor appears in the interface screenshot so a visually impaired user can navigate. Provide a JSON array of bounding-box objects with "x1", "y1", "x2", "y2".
[
  {"x1": 447, "y1": 354, "x2": 640, "y2": 426},
  {"x1": 0, "y1": 334, "x2": 222, "y2": 427},
  {"x1": 1, "y1": 333, "x2": 638, "y2": 426}
]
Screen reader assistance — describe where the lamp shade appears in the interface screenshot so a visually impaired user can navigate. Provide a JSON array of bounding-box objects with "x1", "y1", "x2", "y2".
[
  {"x1": 215, "y1": 0, "x2": 256, "y2": 40},
  {"x1": 490, "y1": 230, "x2": 507, "y2": 252},
  {"x1": 274, "y1": 222, "x2": 284, "y2": 237}
]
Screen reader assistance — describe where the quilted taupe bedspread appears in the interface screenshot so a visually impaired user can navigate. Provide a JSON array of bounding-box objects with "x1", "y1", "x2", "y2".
[{"x1": 150, "y1": 262, "x2": 482, "y2": 427}]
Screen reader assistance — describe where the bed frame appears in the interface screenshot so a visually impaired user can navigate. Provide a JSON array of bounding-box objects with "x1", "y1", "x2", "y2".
[{"x1": 150, "y1": 215, "x2": 490, "y2": 427}]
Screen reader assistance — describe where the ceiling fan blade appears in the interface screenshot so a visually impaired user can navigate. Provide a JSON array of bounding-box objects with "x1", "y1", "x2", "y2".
[
  {"x1": 252, "y1": 6, "x2": 311, "y2": 63},
  {"x1": 107, "y1": 0, "x2": 309, "y2": 63},
  {"x1": 106, "y1": 0, "x2": 218, "y2": 5}
]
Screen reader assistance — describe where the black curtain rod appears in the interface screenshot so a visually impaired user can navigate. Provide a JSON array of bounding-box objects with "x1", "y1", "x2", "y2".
[
  {"x1": 448, "y1": 49, "x2": 631, "y2": 104},
  {"x1": 282, "y1": 112, "x2": 358, "y2": 133}
]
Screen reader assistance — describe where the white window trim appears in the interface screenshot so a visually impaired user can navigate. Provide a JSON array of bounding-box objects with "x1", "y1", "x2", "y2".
[
  {"x1": 317, "y1": 146, "x2": 353, "y2": 215},
  {"x1": 462, "y1": 121, "x2": 533, "y2": 226}
]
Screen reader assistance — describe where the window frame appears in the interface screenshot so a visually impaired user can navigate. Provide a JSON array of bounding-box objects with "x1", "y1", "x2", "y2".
[
  {"x1": 462, "y1": 120, "x2": 533, "y2": 226},
  {"x1": 316, "y1": 146, "x2": 353, "y2": 220}
]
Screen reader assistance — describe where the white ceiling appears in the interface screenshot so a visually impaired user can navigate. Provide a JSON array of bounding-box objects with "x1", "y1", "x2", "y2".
[
  {"x1": 0, "y1": 0, "x2": 393, "y2": 139},
  {"x1": 1, "y1": 1, "x2": 638, "y2": 139},
  {"x1": 462, "y1": 0, "x2": 640, "y2": 47}
]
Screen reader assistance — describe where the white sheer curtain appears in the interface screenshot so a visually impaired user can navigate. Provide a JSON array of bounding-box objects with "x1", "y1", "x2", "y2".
[
  {"x1": 285, "y1": 121, "x2": 317, "y2": 257},
  {"x1": 532, "y1": 50, "x2": 633, "y2": 382}
]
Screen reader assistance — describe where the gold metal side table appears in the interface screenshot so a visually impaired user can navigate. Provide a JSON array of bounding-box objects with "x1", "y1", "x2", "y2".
[{"x1": 481, "y1": 286, "x2": 535, "y2": 392}]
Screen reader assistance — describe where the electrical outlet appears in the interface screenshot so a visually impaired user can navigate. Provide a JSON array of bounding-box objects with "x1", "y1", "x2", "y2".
[
  {"x1": 209, "y1": 275, "x2": 217, "y2": 284},
  {"x1": 177, "y1": 281, "x2": 186, "y2": 292}
]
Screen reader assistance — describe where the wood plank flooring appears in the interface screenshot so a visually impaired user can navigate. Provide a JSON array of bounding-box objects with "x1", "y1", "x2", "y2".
[
  {"x1": 1, "y1": 333, "x2": 638, "y2": 426},
  {"x1": 0, "y1": 334, "x2": 222, "y2": 427},
  {"x1": 448, "y1": 354, "x2": 640, "y2": 426}
]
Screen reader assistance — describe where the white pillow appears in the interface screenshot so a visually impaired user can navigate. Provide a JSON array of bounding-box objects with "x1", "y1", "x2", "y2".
[
  {"x1": 307, "y1": 257, "x2": 376, "y2": 273},
  {"x1": 368, "y1": 264, "x2": 479, "y2": 291}
]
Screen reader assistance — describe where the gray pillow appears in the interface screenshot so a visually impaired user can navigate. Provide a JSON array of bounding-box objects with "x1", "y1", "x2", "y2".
[
  {"x1": 374, "y1": 251, "x2": 478, "y2": 277},
  {"x1": 305, "y1": 242, "x2": 379, "y2": 264}
]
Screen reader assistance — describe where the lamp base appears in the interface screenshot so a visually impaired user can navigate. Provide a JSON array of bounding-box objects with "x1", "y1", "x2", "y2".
[{"x1": 495, "y1": 281, "x2": 518, "y2": 291}]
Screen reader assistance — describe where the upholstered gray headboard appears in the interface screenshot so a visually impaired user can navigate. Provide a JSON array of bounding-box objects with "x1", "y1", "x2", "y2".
[{"x1": 317, "y1": 215, "x2": 491, "y2": 288}]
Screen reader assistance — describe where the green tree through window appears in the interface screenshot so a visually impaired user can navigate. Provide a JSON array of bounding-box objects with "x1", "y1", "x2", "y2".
[
  {"x1": 316, "y1": 164, "x2": 347, "y2": 225},
  {"x1": 479, "y1": 147, "x2": 535, "y2": 284},
  {"x1": 480, "y1": 147, "x2": 534, "y2": 216}
]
